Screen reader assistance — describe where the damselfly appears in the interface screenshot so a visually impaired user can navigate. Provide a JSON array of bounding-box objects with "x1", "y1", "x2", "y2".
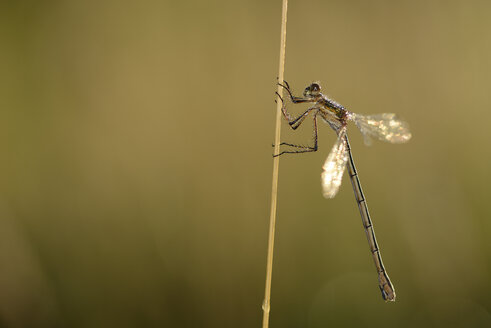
[{"x1": 275, "y1": 81, "x2": 411, "y2": 301}]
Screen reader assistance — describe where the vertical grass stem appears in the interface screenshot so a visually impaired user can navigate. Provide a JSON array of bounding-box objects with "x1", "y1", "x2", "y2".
[{"x1": 262, "y1": 1, "x2": 288, "y2": 327}]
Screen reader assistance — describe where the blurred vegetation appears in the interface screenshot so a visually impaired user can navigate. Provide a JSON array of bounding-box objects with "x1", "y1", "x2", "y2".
[{"x1": 1, "y1": 0, "x2": 491, "y2": 327}]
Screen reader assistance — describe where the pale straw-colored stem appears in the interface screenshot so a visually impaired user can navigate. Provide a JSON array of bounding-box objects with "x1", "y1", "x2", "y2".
[{"x1": 262, "y1": 1, "x2": 288, "y2": 327}]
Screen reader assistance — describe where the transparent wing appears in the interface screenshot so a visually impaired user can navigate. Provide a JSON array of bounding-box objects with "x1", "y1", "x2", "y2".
[
  {"x1": 321, "y1": 128, "x2": 348, "y2": 199},
  {"x1": 351, "y1": 113, "x2": 412, "y2": 145}
]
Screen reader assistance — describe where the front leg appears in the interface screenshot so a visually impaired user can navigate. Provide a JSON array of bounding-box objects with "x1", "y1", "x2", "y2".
[{"x1": 278, "y1": 81, "x2": 311, "y2": 104}]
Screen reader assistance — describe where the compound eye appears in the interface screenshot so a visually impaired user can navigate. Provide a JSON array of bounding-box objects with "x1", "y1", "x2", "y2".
[{"x1": 311, "y1": 83, "x2": 320, "y2": 92}]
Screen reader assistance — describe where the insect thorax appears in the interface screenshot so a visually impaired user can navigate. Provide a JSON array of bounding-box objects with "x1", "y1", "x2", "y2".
[{"x1": 319, "y1": 96, "x2": 347, "y2": 121}]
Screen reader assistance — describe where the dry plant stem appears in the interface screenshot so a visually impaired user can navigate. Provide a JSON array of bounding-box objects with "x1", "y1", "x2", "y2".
[{"x1": 263, "y1": 0, "x2": 288, "y2": 327}]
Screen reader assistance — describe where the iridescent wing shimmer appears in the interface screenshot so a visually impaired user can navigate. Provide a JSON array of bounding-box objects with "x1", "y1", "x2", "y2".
[
  {"x1": 351, "y1": 113, "x2": 412, "y2": 146},
  {"x1": 321, "y1": 127, "x2": 348, "y2": 199}
]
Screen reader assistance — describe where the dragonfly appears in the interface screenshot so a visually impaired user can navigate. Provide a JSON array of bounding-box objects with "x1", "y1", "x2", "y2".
[{"x1": 275, "y1": 81, "x2": 411, "y2": 301}]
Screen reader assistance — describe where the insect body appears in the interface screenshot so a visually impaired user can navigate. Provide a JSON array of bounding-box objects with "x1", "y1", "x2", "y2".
[{"x1": 275, "y1": 81, "x2": 411, "y2": 301}]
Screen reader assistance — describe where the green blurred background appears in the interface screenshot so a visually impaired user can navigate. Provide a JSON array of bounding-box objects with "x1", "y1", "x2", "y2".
[{"x1": 1, "y1": 0, "x2": 491, "y2": 327}]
